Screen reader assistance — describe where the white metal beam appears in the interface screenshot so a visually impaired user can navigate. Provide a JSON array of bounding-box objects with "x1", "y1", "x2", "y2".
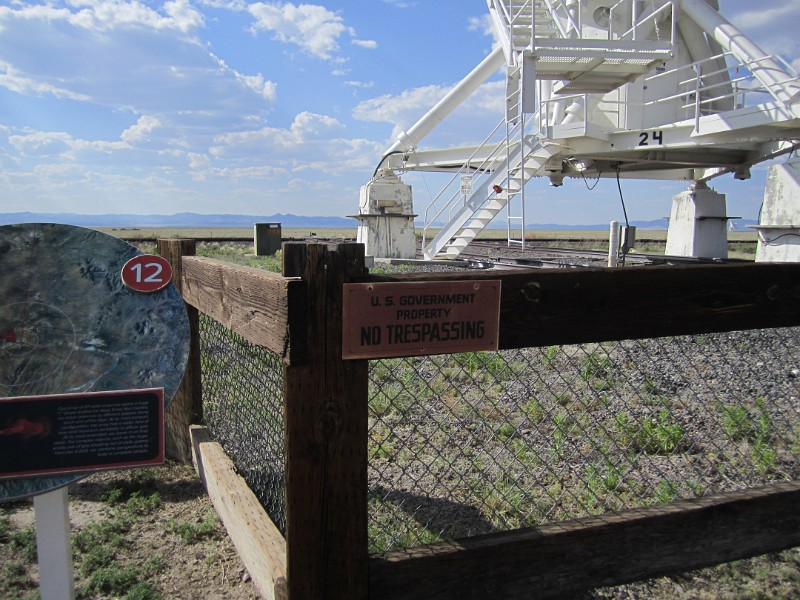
[{"x1": 380, "y1": 46, "x2": 505, "y2": 160}]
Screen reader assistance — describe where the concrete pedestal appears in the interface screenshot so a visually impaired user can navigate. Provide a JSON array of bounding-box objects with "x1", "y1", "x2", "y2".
[
  {"x1": 354, "y1": 170, "x2": 417, "y2": 259},
  {"x1": 755, "y1": 157, "x2": 800, "y2": 263},
  {"x1": 665, "y1": 183, "x2": 729, "y2": 259}
]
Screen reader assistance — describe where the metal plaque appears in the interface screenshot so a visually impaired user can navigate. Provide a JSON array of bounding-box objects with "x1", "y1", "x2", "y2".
[{"x1": 343, "y1": 280, "x2": 501, "y2": 359}]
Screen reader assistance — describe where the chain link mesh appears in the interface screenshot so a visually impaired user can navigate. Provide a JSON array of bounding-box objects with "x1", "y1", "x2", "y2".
[
  {"x1": 194, "y1": 308, "x2": 800, "y2": 555},
  {"x1": 367, "y1": 327, "x2": 800, "y2": 554},
  {"x1": 199, "y1": 313, "x2": 286, "y2": 534}
]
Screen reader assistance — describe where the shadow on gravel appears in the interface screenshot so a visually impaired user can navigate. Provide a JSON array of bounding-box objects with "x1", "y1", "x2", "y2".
[{"x1": 371, "y1": 485, "x2": 497, "y2": 541}]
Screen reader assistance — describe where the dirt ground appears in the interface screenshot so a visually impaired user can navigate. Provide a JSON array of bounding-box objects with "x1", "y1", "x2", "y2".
[
  {"x1": 3, "y1": 460, "x2": 800, "y2": 599},
  {"x1": 1, "y1": 461, "x2": 261, "y2": 599}
]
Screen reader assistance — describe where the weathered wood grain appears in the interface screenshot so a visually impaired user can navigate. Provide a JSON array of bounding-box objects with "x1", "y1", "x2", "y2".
[
  {"x1": 191, "y1": 425, "x2": 288, "y2": 600},
  {"x1": 369, "y1": 482, "x2": 800, "y2": 600},
  {"x1": 365, "y1": 262, "x2": 800, "y2": 347},
  {"x1": 283, "y1": 243, "x2": 369, "y2": 600},
  {"x1": 180, "y1": 256, "x2": 307, "y2": 364},
  {"x1": 158, "y1": 239, "x2": 201, "y2": 463}
]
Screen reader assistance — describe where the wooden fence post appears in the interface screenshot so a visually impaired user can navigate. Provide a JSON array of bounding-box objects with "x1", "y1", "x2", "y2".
[
  {"x1": 157, "y1": 239, "x2": 202, "y2": 463},
  {"x1": 282, "y1": 242, "x2": 370, "y2": 600}
]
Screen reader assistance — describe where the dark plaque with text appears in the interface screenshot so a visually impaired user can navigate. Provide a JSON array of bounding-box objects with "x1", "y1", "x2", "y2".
[{"x1": 0, "y1": 388, "x2": 164, "y2": 479}]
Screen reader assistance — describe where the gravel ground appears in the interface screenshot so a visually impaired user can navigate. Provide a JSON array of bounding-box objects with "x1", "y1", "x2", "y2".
[{"x1": 364, "y1": 256, "x2": 800, "y2": 598}]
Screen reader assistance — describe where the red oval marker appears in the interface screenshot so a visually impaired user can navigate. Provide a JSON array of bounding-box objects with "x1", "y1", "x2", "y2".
[{"x1": 121, "y1": 255, "x2": 173, "y2": 293}]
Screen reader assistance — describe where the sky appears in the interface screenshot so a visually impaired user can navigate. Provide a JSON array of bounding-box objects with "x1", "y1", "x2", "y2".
[{"x1": 0, "y1": 0, "x2": 797, "y2": 225}]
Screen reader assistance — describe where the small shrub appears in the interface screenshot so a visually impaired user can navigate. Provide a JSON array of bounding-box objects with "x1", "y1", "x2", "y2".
[
  {"x1": 655, "y1": 479, "x2": 680, "y2": 504},
  {"x1": 616, "y1": 410, "x2": 684, "y2": 455},
  {"x1": 9, "y1": 525, "x2": 37, "y2": 563},
  {"x1": 494, "y1": 421, "x2": 517, "y2": 442},
  {"x1": 522, "y1": 397, "x2": 545, "y2": 423},
  {"x1": 542, "y1": 345, "x2": 559, "y2": 367},
  {"x1": 722, "y1": 406, "x2": 751, "y2": 440},
  {"x1": 168, "y1": 510, "x2": 220, "y2": 544},
  {"x1": 77, "y1": 564, "x2": 143, "y2": 598}
]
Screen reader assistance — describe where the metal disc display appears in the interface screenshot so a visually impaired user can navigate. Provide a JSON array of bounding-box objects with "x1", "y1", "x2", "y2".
[{"x1": 0, "y1": 223, "x2": 190, "y2": 501}]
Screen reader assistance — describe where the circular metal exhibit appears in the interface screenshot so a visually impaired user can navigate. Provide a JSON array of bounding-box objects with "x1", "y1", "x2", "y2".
[{"x1": 0, "y1": 223, "x2": 190, "y2": 501}]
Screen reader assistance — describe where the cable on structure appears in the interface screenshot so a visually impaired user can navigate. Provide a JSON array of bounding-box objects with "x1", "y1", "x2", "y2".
[{"x1": 372, "y1": 150, "x2": 408, "y2": 179}]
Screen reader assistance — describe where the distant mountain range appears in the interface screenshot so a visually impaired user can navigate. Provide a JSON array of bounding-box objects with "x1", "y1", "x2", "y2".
[
  {"x1": 0, "y1": 212, "x2": 758, "y2": 231},
  {"x1": 0, "y1": 212, "x2": 356, "y2": 229}
]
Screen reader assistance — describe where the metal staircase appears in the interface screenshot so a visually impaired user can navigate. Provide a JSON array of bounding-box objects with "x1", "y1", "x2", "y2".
[
  {"x1": 421, "y1": 133, "x2": 559, "y2": 260},
  {"x1": 423, "y1": 0, "x2": 677, "y2": 259},
  {"x1": 361, "y1": 0, "x2": 800, "y2": 261}
]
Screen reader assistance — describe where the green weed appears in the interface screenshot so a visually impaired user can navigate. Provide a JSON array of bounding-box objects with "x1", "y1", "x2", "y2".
[
  {"x1": 2, "y1": 558, "x2": 36, "y2": 592},
  {"x1": 168, "y1": 509, "x2": 220, "y2": 544},
  {"x1": 522, "y1": 397, "x2": 545, "y2": 423},
  {"x1": 77, "y1": 564, "x2": 158, "y2": 599},
  {"x1": 655, "y1": 479, "x2": 680, "y2": 504},
  {"x1": 9, "y1": 525, "x2": 37, "y2": 563},
  {"x1": 615, "y1": 410, "x2": 684, "y2": 454},
  {"x1": 542, "y1": 345, "x2": 559, "y2": 367},
  {"x1": 722, "y1": 406, "x2": 751, "y2": 440},
  {"x1": 494, "y1": 421, "x2": 517, "y2": 442},
  {"x1": 453, "y1": 351, "x2": 515, "y2": 380}
]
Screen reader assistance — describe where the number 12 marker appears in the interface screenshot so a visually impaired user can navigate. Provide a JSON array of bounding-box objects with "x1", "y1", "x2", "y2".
[{"x1": 121, "y1": 255, "x2": 173, "y2": 293}]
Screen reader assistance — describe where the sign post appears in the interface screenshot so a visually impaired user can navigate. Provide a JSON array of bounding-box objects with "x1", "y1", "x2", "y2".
[{"x1": 34, "y1": 487, "x2": 75, "y2": 600}]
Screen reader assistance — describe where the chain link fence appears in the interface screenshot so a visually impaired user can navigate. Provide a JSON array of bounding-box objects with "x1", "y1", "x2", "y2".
[
  {"x1": 199, "y1": 313, "x2": 287, "y2": 534},
  {"x1": 194, "y1": 308, "x2": 800, "y2": 556},
  {"x1": 367, "y1": 327, "x2": 800, "y2": 553}
]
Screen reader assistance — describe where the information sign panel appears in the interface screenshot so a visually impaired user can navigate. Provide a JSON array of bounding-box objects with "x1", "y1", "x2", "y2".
[
  {"x1": 0, "y1": 223, "x2": 190, "y2": 501},
  {"x1": 0, "y1": 388, "x2": 164, "y2": 479},
  {"x1": 343, "y1": 280, "x2": 501, "y2": 359}
]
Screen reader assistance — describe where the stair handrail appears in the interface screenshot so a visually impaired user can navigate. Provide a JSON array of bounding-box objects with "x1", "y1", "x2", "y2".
[
  {"x1": 539, "y1": 0, "x2": 579, "y2": 39},
  {"x1": 420, "y1": 117, "x2": 509, "y2": 250},
  {"x1": 615, "y1": 0, "x2": 675, "y2": 43},
  {"x1": 421, "y1": 117, "x2": 529, "y2": 257}
]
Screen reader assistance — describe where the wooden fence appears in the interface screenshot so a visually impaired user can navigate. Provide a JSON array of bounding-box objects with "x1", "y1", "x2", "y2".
[{"x1": 158, "y1": 239, "x2": 800, "y2": 600}]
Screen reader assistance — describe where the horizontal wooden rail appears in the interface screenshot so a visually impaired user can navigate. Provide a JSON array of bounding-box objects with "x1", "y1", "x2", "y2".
[
  {"x1": 191, "y1": 426, "x2": 288, "y2": 600},
  {"x1": 180, "y1": 256, "x2": 308, "y2": 364},
  {"x1": 369, "y1": 482, "x2": 800, "y2": 600},
  {"x1": 366, "y1": 262, "x2": 800, "y2": 348}
]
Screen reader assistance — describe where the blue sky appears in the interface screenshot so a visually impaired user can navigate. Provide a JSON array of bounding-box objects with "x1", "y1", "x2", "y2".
[{"x1": 0, "y1": 0, "x2": 797, "y2": 225}]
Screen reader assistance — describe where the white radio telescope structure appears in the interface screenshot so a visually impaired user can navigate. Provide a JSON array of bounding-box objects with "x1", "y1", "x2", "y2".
[{"x1": 354, "y1": 0, "x2": 800, "y2": 262}]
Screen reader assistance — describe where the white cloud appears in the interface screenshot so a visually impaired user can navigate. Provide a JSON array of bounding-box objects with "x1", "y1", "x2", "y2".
[
  {"x1": 9, "y1": 131, "x2": 74, "y2": 157},
  {"x1": 381, "y1": 0, "x2": 416, "y2": 7},
  {"x1": 728, "y1": 2, "x2": 797, "y2": 29},
  {"x1": 233, "y1": 70, "x2": 278, "y2": 102},
  {"x1": 351, "y1": 38, "x2": 377, "y2": 50},
  {"x1": 209, "y1": 111, "x2": 381, "y2": 174},
  {"x1": 353, "y1": 84, "x2": 451, "y2": 125},
  {"x1": 0, "y1": 60, "x2": 91, "y2": 100},
  {"x1": 212, "y1": 111, "x2": 344, "y2": 152},
  {"x1": 345, "y1": 80, "x2": 374, "y2": 89},
  {"x1": 8, "y1": 128, "x2": 131, "y2": 157},
  {"x1": 247, "y1": 2, "x2": 373, "y2": 60},
  {"x1": 354, "y1": 81, "x2": 504, "y2": 125},
  {"x1": 725, "y1": 1, "x2": 799, "y2": 70},
  {"x1": 0, "y1": 0, "x2": 204, "y2": 33},
  {"x1": 121, "y1": 115, "x2": 162, "y2": 143},
  {"x1": 0, "y1": 7, "x2": 276, "y2": 139},
  {"x1": 353, "y1": 80, "x2": 505, "y2": 145},
  {"x1": 247, "y1": 2, "x2": 347, "y2": 60},
  {"x1": 468, "y1": 14, "x2": 501, "y2": 48}
]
